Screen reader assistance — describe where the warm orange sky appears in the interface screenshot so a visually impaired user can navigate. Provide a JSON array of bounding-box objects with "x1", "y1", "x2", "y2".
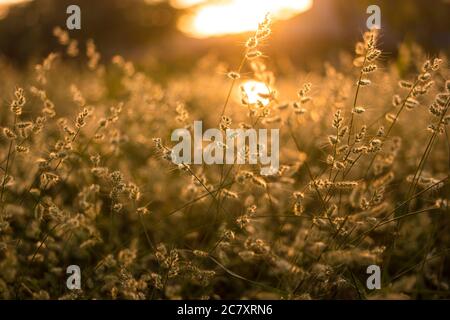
[
  {"x1": 177, "y1": 0, "x2": 313, "y2": 37},
  {"x1": 0, "y1": 0, "x2": 31, "y2": 18},
  {"x1": 0, "y1": 0, "x2": 31, "y2": 5},
  {"x1": 0, "y1": 0, "x2": 314, "y2": 38}
]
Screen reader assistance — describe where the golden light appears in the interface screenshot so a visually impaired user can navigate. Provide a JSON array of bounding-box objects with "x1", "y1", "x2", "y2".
[
  {"x1": 241, "y1": 80, "x2": 271, "y2": 107},
  {"x1": 0, "y1": 0, "x2": 31, "y2": 19},
  {"x1": 0, "y1": 0, "x2": 30, "y2": 4},
  {"x1": 177, "y1": 0, "x2": 313, "y2": 38},
  {"x1": 170, "y1": 0, "x2": 206, "y2": 9}
]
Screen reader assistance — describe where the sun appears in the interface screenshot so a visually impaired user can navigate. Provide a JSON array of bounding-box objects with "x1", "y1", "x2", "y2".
[
  {"x1": 176, "y1": 0, "x2": 313, "y2": 38},
  {"x1": 241, "y1": 80, "x2": 271, "y2": 107}
]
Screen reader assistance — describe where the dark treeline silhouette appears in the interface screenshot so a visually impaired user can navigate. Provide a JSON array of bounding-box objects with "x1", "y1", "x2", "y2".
[
  {"x1": 0, "y1": 0, "x2": 448, "y2": 68},
  {"x1": 0, "y1": 0, "x2": 180, "y2": 65}
]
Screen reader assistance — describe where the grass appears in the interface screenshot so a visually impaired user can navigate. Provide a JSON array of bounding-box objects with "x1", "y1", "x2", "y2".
[{"x1": 0, "y1": 22, "x2": 449, "y2": 300}]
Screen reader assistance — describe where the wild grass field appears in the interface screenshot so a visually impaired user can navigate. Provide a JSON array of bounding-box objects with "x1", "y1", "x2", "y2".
[{"x1": 0, "y1": 16, "x2": 449, "y2": 300}]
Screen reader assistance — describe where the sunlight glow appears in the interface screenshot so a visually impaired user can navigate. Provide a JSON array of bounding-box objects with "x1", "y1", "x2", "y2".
[
  {"x1": 0, "y1": 0, "x2": 31, "y2": 6},
  {"x1": 170, "y1": 0, "x2": 206, "y2": 9},
  {"x1": 241, "y1": 80, "x2": 271, "y2": 106},
  {"x1": 177, "y1": 0, "x2": 313, "y2": 38},
  {"x1": 0, "y1": 0, "x2": 31, "y2": 19}
]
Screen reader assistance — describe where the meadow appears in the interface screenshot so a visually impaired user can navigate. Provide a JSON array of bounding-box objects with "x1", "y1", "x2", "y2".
[{"x1": 0, "y1": 18, "x2": 449, "y2": 299}]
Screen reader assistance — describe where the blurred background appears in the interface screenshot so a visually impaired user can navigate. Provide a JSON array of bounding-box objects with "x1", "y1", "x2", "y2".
[{"x1": 0, "y1": 0, "x2": 449, "y2": 71}]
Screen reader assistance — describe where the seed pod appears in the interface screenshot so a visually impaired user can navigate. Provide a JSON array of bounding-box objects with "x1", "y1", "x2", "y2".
[
  {"x1": 246, "y1": 36, "x2": 258, "y2": 48},
  {"x1": 385, "y1": 113, "x2": 397, "y2": 122},
  {"x1": 246, "y1": 50, "x2": 262, "y2": 60},
  {"x1": 362, "y1": 64, "x2": 377, "y2": 73},
  {"x1": 353, "y1": 106, "x2": 366, "y2": 114},
  {"x1": 256, "y1": 28, "x2": 271, "y2": 40},
  {"x1": 3, "y1": 127, "x2": 16, "y2": 139},
  {"x1": 405, "y1": 97, "x2": 419, "y2": 109},
  {"x1": 357, "y1": 79, "x2": 371, "y2": 86},
  {"x1": 367, "y1": 49, "x2": 381, "y2": 62},
  {"x1": 392, "y1": 95, "x2": 402, "y2": 107},
  {"x1": 399, "y1": 80, "x2": 413, "y2": 89},
  {"x1": 16, "y1": 146, "x2": 29, "y2": 153},
  {"x1": 419, "y1": 72, "x2": 431, "y2": 81},
  {"x1": 227, "y1": 71, "x2": 240, "y2": 80}
]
